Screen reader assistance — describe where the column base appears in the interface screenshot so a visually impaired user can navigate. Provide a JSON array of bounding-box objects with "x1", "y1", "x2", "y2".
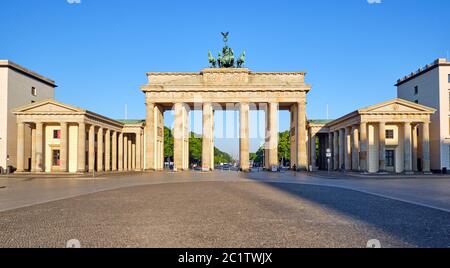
[
  {"x1": 404, "y1": 171, "x2": 414, "y2": 175},
  {"x1": 423, "y1": 171, "x2": 433, "y2": 175}
]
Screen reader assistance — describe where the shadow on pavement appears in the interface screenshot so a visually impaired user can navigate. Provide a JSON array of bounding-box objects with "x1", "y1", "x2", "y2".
[{"x1": 240, "y1": 171, "x2": 450, "y2": 248}]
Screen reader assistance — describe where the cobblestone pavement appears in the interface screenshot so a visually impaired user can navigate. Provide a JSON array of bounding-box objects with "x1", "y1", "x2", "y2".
[
  {"x1": 2, "y1": 171, "x2": 450, "y2": 212},
  {"x1": 0, "y1": 178, "x2": 450, "y2": 248}
]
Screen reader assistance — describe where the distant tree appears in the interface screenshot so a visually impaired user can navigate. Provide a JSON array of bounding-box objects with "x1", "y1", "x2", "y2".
[
  {"x1": 164, "y1": 127, "x2": 173, "y2": 161},
  {"x1": 250, "y1": 130, "x2": 292, "y2": 167},
  {"x1": 163, "y1": 127, "x2": 233, "y2": 166},
  {"x1": 278, "y1": 131, "x2": 291, "y2": 166}
]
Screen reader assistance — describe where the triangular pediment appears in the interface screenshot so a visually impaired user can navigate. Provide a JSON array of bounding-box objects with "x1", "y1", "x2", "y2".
[
  {"x1": 359, "y1": 99, "x2": 436, "y2": 114},
  {"x1": 13, "y1": 99, "x2": 85, "y2": 114}
]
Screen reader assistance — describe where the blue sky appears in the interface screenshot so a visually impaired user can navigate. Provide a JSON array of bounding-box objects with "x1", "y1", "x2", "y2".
[{"x1": 1, "y1": 0, "x2": 449, "y2": 157}]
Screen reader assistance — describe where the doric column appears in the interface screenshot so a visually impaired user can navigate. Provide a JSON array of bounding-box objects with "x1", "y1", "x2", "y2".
[
  {"x1": 118, "y1": 132, "x2": 123, "y2": 171},
  {"x1": 60, "y1": 122, "x2": 68, "y2": 172},
  {"x1": 378, "y1": 122, "x2": 386, "y2": 172},
  {"x1": 351, "y1": 126, "x2": 359, "y2": 171},
  {"x1": 333, "y1": 131, "x2": 339, "y2": 170},
  {"x1": 124, "y1": 134, "x2": 128, "y2": 171},
  {"x1": 310, "y1": 133, "x2": 316, "y2": 171},
  {"x1": 97, "y1": 127, "x2": 103, "y2": 171},
  {"x1": 412, "y1": 124, "x2": 418, "y2": 172},
  {"x1": 339, "y1": 128, "x2": 345, "y2": 170},
  {"x1": 128, "y1": 136, "x2": 132, "y2": 171},
  {"x1": 112, "y1": 131, "x2": 117, "y2": 171},
  {"x1": 297, "y1": 101, "x2": 307, "y2": 170},
  {"x1": 132, "y1": 137, "x2": 136, "y2": 171},
  {"x1": 136, "y1": 132, "x2": 141, "y2": 171},
  {"x1": 328, "y1": 132, "x2": 333, "y2": 171},
  {"x1": 404, "y1": 122, "x2": 413, "y2": 174},
  {"x1": 239, "y1": 102, "x2": 250, "y2": 172},
  {"x1": 290, "y1": 105, "x2": 298, "y2": 170},
  {"x1": 344, "y1": 127, "x2": 351, "y2": 171},
  {"x1": 31, "y1": 126, "x2": 36, "y2": 172},
  {"x1": 267, "y1": 102, "x2": 279, "y2": 169},
  {"x1": 77, "y1": 122, "x2": 86, "y2": 172},
  {"x1": 202, "y1": 102, "x2": 215, "y2": 171},
  {"x1": 35, "y1": 122, "x2": 44, "y2": 172},
  {"x1": 16, "y1": 122, "x2": 25, "y2": 172},
  {"x1": 173, "y1": 103, "x2": 184, "y2": 171},
  {"x1": 421, "y1": 122, "x2": 431, "y2": 174},
  {"x1": 105, "y1": 129, "x2": 111, "y2": 171},
  {"x1": 88, "y1": 125, "x2": 95, "y2": 172},
  {"x1": 359, "y1": 122, "x2": 368, "y2": 173},
  {"x1": 145, "y1": 101, "x2": 155, "y2": 170}
]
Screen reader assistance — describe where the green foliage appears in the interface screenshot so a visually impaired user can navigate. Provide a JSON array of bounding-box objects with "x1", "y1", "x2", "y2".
[
  {"x1": 189, "y1": 133, "x2": 202, "y2": 165},
  {"x1": 278, "y1": 131, "x2": 291, "y2": 165},
  {"x1": 164, "y1": 127, "x2": 174, "y2": 160},
  {"x1": 214, "y1": 147, "x2": 233, "y2": 164},
  {"x1": 163, "y1": 126, "x2": 233, "y2": 165},
  {"x1": 250, "y1": 130, "x2": 291, "y2": 166}
]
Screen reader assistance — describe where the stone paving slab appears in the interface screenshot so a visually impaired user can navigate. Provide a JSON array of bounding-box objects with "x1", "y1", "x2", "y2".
[{"x1": 0, "y1": 181, "x2": 449, "y2": 248}]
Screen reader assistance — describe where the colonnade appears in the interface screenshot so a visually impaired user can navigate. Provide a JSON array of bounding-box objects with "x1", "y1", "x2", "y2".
[
  {"x1": 16, "y1": 121, "x2": 143, "y2": 173},
  {"x1": 326, "y1": 121, "x2": 431, "y2": 174},
  {"x1": 145, "y1": 101, "x2": 308, "y2": 172}
]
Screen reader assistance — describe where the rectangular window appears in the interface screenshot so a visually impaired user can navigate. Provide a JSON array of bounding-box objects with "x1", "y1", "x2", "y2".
[
  {"x1": 52, "y1": 150, "x2": 61, "y2": 166},
  {"x1": 386, "y1": 150, "x2": 395, "y2": 167},
  {"x1": 414, "y1": 86, "x2": 419, "y2": 95},
  {"x1": 31, "y1": 87, "x2": 37, "y2": 96},
  {"x1": 386, "y1": 130, "x2": 394, "y2": 139},
  {"x1": 448, "y1": 74, "x2": 450, "y2": 83},
  {"x1": 53, "y1": 130, "x2": 61, "y2": 139}
]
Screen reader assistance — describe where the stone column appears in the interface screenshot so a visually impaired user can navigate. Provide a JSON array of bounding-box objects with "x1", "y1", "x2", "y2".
[
  {"x1": 404, "y1": 122, "x2": 413, "y2": 174},
  {"x1": 412, "y1": 125, "x2": 419, "y2": 172},
  {"x1": 88, "y1": 125, "x2": 95, "y2": 172},
  {"x1": 328, "y1": 132, "x2": 333, "y2": 170},
  {"x1": 173, "y1": 103, "x2": 184, "y2": 171},
  {"x1": 351, "y1": 126, "x2": 359, "y2": 171},
  {"x1": 344, "y1": 127, "x2": 351, "y2": 171},
  {"x1": 136, "y1": 132, "x2": 142, "y2": 171},
  {"x1": 31, "y1": 127, "x2": 36, "y2": 172},
  {"x1": 202, "y1": 103, "x2": 214, "y2": 171},
  {"x1": 333, "y1": 131, "x2": 339, "y2": 170},
  {"x1": 128, "y1": 136, "x2": 132, "y2": 171},
  {"x1": 310, "y1": 133, "x2": 316, "y2": 171},
  {"x1": 132, "y1": 138, "x2": 136, "y2": 171},
  {"x1": 239, "y1": 103, "x2": 250, "y2": 172},
  {"x1": 118, "y1": 132, "x2": 123, "y2": 171},
  {"x1": 105, "y1": 129, "x2": 111, "y2": 171},
  {"x1": 124, "y1": 134, "x2": 128, "y2": 171},
  {"x1": 339, "y1": 128, "x2": 345, "y2": 170},
  {"x1": 421, "y1": 122, "x2": 431, "y2": 174},
  {"x1": 359, "y1": 122, "x2": 368, "y2": 173},
  {"x1": 60, "y1": 122, "x2": 68, "y2": 172},
  {"x1": 297, "y1": 101, "x2": 307, "y2": 170},
  {"x1": 267, "y1": 102, "x2": 279, "y2": 169},
  {"x1": 77, "y1": 122, "x2": 86, "y2": 172},
  {"x1": 184, "y1": 104, "x2": 190, "y2": 170},
  {"x1": 378, "y1": 122, "x2": 386, "y2": 172},
  {"x1": 16, "y1": 122, "x2": 25, "y2": 172},
  {"x1": 97, "y1": 127, "x2": 103, "y2": 171},
  {"x1": 145, "y1": 101, "x2": 155, "y2": 170},
  {"x1": 112, "y1": 131, "x2": 117, "y2": 171},
  {"x1": 35, "y1": 122, "x2": 44, "y2": 172}
]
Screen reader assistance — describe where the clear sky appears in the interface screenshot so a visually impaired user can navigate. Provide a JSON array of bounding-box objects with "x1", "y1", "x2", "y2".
[{"x1": 1, "y1": 0, "x2": 449, "y2": 158}]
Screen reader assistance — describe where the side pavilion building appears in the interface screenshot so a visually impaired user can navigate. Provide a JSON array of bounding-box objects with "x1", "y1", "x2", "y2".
[{"x1": 308, "y1": 99, "x2": 436, "y2": 174}]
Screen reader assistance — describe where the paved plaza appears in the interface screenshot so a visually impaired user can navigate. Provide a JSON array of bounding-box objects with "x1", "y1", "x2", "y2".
[{"x1": 0, "y1": 171, "x2": 450, "y2": 248}]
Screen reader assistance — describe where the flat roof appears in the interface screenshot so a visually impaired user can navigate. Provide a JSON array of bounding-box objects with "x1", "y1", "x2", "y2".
[
  {"x1": 395, "y1": 58, "x2": 450, "y2": 87},
  {"x1": 0, "y1": 60, "x2": 57, "y2": 87}
]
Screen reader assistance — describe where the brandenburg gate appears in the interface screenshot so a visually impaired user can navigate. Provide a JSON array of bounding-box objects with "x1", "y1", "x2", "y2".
[{"x1": 141, "y1": 33, "x2": 311, "y2": 172}]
